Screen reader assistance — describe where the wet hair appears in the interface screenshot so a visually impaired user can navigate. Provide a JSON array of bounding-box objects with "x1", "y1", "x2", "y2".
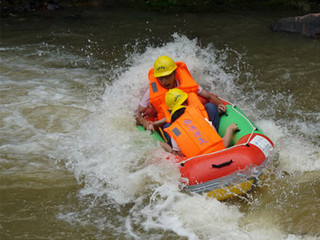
[{"x1": 171, "y1": 107, "x2": 186, "y2": 123}]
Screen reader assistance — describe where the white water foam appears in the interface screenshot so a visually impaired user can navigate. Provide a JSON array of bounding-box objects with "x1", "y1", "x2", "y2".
[
  {"x1": 2, "y1": 34, "x2": 318, "y2": 239},
  {"x1": 0, "y1": 44, "x2": 101, "y2": 181},
  {"x1": 53, "y1": 34, "x2": 319, "y2": 239}
]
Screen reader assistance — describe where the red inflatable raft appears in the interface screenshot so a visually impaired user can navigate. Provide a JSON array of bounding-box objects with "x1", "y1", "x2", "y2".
[{"x1": 139, "y1": 99, "x2": 274, "y2": 200}]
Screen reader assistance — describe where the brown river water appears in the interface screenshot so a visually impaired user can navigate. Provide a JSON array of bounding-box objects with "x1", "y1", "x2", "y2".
[{"x1": 1, "y1": 7, "x2": 320, "y2": 240}]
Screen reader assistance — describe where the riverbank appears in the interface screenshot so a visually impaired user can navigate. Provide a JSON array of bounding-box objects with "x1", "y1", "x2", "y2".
[{"x1": 1, "y1": 0, "x2": 319, "y2": 18}]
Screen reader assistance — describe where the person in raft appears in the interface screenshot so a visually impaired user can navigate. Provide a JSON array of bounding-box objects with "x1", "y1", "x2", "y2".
[
  {"x1": 160, "y1": 89, "x2": 238, "y2": 157},
  {"x1": 135, "y1": 55, "x2": 227, "y2": 144}
]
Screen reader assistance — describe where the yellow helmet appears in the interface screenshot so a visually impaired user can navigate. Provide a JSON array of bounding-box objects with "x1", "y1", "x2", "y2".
[
  {"x1": 165, "y1": 88, "x2": 188, "y2": 110},
  {"x1": 153, "y1": 56, "x2": 177, "y2": 77}
]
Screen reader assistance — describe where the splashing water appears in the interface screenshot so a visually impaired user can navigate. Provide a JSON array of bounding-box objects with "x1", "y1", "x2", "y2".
[
  {"x1": 53, "y1": 34, "x2": 319, "y2": 239},
  {"x1": 1, "y1": 26, "x2": 319, "y2": 239}
]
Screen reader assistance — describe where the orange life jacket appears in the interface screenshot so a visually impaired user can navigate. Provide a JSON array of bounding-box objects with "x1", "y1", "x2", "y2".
[
  {"x1": 148, "y1": 62, "x2": 199, "y2": 120},
  {"x1": 164, "y1": 106, "x2": 225, "y2": 158}
]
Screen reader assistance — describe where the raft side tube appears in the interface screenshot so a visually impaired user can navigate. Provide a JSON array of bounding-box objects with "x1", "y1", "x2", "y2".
[
  {"x1": 218, "y1": 104, "x2": 264, "y2": 146},
  {"x1": 179, "y1": 135, "x2": 268, "y2": 185},
  {"x1": 137, "y1": 125, "x2": 165, "y2": 143}
]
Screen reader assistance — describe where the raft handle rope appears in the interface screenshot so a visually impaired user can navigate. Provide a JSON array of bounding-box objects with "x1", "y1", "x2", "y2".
[
  {"x1": 179, "y1": 101, "x2": 257, "y2": 167},
  {"x1": 212, "y1": 160, "x2": 233, "y2": 168}
]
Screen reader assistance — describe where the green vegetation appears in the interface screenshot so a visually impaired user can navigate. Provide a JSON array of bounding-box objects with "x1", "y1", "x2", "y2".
[
  {"x1": 1, "y1": 0, "x2": 319, "y2": 16},
  {"x1": 124, "y1": 0, "x2": 319, "y2": 12},
  {"x1": 126, "y1": 0, "x2": 319, "y2": 12}
]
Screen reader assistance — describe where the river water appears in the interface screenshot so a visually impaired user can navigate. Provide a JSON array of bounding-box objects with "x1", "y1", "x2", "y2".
[{"x1": 1, "y1": 7, "x2": 320, "y2": 240}]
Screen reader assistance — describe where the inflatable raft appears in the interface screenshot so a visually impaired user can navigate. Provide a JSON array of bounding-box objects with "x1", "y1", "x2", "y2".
[{"x1": 138, "y1": 99, "x2": 274, "y2": 200}]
